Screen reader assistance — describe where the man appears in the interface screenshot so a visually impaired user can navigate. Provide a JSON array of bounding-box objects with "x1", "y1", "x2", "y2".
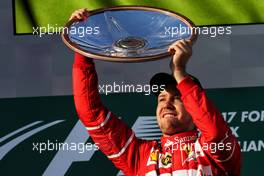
[{"x1": 71, "y1": 9, "x2": 241, "y2": 176}]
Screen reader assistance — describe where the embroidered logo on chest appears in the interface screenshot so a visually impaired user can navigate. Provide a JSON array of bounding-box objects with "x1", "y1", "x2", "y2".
[
  {"x1": 161, "y1": 152, "x2": 172, "y2": 166},
  {"x1": 181, "y1": 143, "x2": 197, "y2": 166},
  {"x1": 150, "y1": 150, "x2": 158, "y2": 162}
]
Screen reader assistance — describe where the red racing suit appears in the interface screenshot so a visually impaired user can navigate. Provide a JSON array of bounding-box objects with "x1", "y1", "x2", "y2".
[{"x1": 73, "y1": 53, "x2": 241, "y2": 176}]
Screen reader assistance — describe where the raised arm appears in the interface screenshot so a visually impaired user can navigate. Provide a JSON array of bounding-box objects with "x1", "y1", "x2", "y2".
[
  {"x1": 170, "y1": 40, "x2": 241, "y2": 175},
  {"x1": 69, "y1": 9, "x2": 152, "y2": 175},
  {"x1": 73, "y1": 52, "x2": 145, "y2": 175}
]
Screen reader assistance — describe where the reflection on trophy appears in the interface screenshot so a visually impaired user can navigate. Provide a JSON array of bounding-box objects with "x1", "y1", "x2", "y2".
[{"x1": 62, "y1": 6, "x2": 197, "y2": 62}]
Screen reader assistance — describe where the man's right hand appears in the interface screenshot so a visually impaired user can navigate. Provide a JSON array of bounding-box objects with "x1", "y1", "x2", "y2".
[{"x1": 69, "y1": 8, "x2": 89, "y2": 21}]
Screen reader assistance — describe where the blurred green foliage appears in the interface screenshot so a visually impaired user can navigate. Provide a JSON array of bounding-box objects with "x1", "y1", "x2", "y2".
[{"x1": 15, "y1": 0, "x2": 264, "y2": 33}]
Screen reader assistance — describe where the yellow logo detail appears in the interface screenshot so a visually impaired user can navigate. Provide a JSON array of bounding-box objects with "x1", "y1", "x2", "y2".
[
  {"x1": 150, "y1": 150, "x2": 158, "y2": 161},
  {"x1": 183, "y1": 144, "x2": 194, "y2": 157},
  {"x1": 161, "y1": 152, "x2": 172, "y2": 166}
]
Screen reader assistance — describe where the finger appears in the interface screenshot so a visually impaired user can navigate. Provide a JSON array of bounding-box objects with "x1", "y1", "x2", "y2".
[
  {"x1": 183, "y1": 41, "x2": 192, "y2": 53},
  {"x1": 169, "y1": 39, "x2": 192, "y2": 51},
  {"x1": 169, "y1": 40, "x2": 181, "y2": 49},
  {"x1": 69, "y1": 13, "x2": 81, "y2": 21},
  {"x1": 77, "y1": 9, "x2": 89, "y2": 16},
  {"x1": 179, "y1": 40, "x2": 192, "y2": 54},
  {"x1": 168, "y1": 45, "x2": 181, "y2": 55},
  {"x1": 168, "y1": 45, "x2": 176, "y2": 53},
  {"x1": 76, "y1": 9, "x2": 86, "y2": 13},
  {"x1": 168, "y1": 40, "x2": 186, "y2": 53},
  {"x1": 176, "y1": 44, "x2": 190, "y2": 56},
  {"x1": 182, "y1": 39, "x2": 193, "y2": 50},
  {"x1": 77, "y1": 12, "x2": 83, "y2": 19},
  {"x1": 76, "y1": 11, "x2": 87, "y2": 20},
  {"x1": 168, "y1": 39, "x2": 186, "y2": 50},
  {"x1": 83, "y1": 9, "x2": 89, "y2": 19},
  {"x1": 177, "y1": 41, "x2": 189, "y2": 54},
  {"x1": 69, "y1": 11, "x2": 79, "y2": 20},
  {"x1": 69, "y1": 9, "x2": 89, "y2": 21},
  {"x1": 79, "y1": 10, "x2": 89, "y2": 20},
  {"x1": 83, "y1": 8, "x2": 89, "y2": 14},
  {"x1": 69, "y1": 15, "x2": 74, "y2": 21},
  {"x1": 168, "y1": 41, "x2": 179, "y2": 52},
  {"x1": 185, "y1": 39, "x2": 193, "y2": 47},
  {"x1": 168, "y1": 44, "x2": 181, "y2": 54}
]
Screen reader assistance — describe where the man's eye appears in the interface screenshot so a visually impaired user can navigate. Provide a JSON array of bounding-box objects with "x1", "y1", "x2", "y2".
[{"x1": 158, "y1": 98, "x2": 165, "y2": 102}]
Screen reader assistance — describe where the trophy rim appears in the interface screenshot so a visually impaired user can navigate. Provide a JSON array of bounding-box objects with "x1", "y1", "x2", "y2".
[{"x1": 62, "y1": 5, "x2": 198, "y2": 62}]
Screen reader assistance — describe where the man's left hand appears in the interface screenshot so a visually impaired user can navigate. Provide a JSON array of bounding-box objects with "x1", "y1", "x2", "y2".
[{"x1": 168, "y1": 40, "x2": 193, "y2": 83}]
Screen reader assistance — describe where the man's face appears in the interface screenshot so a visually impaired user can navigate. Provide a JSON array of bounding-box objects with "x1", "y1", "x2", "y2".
[{"x1": 156, "y1": 85, "x2": 194, "y2": 136}]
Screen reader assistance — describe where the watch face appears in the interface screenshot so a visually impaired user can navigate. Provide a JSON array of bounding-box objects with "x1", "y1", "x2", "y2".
[{"x1": 62, "y1": 6, "x2": 197, "y2": 62}]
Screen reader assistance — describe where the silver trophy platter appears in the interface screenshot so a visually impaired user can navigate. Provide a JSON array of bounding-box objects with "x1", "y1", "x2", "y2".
[{"x1": 62, "y1": 6, "x2": 197, "y2": 62}]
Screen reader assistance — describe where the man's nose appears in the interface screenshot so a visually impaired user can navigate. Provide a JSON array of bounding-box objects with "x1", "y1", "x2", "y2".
[{"x1": 164, "y1": 100, "x2": 175, "y2": 110}]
